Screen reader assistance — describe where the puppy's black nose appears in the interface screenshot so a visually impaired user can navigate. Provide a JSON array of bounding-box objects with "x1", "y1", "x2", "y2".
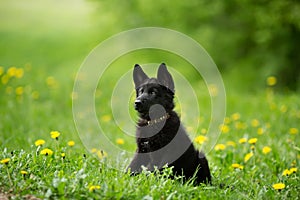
[{"x1": 134, "y1": 99, "x2": 142, "y2": 110}]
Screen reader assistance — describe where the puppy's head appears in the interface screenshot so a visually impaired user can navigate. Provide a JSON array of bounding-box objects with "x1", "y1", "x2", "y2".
[{"x1": 133, "y1": 63, "x2": 175, "y2": 119}]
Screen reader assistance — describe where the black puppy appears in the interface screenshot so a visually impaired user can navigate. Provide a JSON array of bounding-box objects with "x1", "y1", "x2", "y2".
[{"x1": 127, "y1": 63, "x2": 211, "y2": 184}]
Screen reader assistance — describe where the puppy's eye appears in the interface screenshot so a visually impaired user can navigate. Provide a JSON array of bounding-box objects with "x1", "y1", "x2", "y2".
[
  {"x1": 149, "y1": 89, "x2": 157, "y2": 95},
  {"x1": 138, "y1": 88, "x2": 144, "y2": 95}
]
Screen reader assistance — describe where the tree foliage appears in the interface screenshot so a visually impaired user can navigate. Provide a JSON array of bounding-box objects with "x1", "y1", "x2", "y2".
[{"x1": 91, "y1": 0, "x2": 300, "y2": 90}]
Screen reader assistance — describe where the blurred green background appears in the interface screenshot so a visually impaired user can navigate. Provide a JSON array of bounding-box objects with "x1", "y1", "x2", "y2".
[
  {"x1": 1, "y1": 0, "x2": 299, "y2": 149},
  {"x1": 1, "y1": 0, "x2": 299, "y2": 91}
]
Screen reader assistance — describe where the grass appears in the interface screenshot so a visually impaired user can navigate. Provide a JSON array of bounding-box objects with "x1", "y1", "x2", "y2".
[
  {"x1": 0, "y1": 63, "x2": 299, "y2": 199},
  {"x1": 0, "y1": 2, "x2": 299, "y2": 199}
]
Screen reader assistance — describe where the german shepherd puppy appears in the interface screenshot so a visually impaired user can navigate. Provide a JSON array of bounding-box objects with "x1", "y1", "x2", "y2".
[{"x1": 127, "y1": 63, "x2": 211, "y2": 184}]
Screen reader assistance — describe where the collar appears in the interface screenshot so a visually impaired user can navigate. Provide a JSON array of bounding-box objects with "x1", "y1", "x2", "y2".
[{"x1": 140, "y1": 113, "x2": 170, "y2": 126}]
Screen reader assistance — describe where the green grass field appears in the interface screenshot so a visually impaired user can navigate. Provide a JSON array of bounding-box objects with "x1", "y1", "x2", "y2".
[
  {"x1": 0, "y1": 62, "x2": 299, "y2": 199},
  {"x1": 1, "y1": 1, "x2": 299, "y2": 199}
]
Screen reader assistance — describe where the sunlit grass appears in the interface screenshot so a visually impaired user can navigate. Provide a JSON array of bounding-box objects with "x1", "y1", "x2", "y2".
[{"x1": 0, "y1": 63, "x2": 299, "y2": 199}]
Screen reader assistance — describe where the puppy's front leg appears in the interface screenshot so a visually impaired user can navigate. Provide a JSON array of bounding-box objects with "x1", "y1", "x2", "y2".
[{"x1": 127, "y1": 152, "x2": 151, "y2": 174}]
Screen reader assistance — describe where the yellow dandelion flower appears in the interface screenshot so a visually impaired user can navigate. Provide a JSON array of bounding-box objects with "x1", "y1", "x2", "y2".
[
  {"x1": 226, "y1": 141, "x2": 236, "y2": 147},
  {"x1": 7, "y1": 66, "x2": 17, "y2": 77},
  {"x1": 262, "y1": 146, "x2": 271, "y2": 154},
  {"x1": 15, "y1": 68, "x2": 24, "y2": 78},
  {"x1": 250, "y1": 145, "x2": 255, "y2": 150},
  {"x1": 219, "y1": 124, "x2": 230, "y2": 134},
  {"x1": 50, "y1": 131, "x2": 60, "y2": 139},
  {"x1": 16, "y1": 86, "x2": 24, "y2": 96},
  {"x1": 195, "y1": 135, "x2": 208, "y2": 144},
  {"x1": 0, "y1": 158, "x2": 10, "y2": 164},
  {"x1": 116, "y1": 138, "x2": 125, "y2": 145},
  {"x1": 67, "y1": 140, "x2": 75, "y2": 147},
  {"x1": 248, "y1": 138, "x2": 258, "y2": 145},
  {"x1": 21, "y1": 170, "x2": 28, "y2": 175},
  {"x1": 224, "y1": 117, "x2": 231, "y2": 124},
  {"x1": 251, "y1": 119, "x2": 260, "y2": 127},
  {"x1": 91, "y1": 148, "x2": 98, "y2": 153},
  {"x1": 35, "y1": 139, "x2": 45, "y2": 146},
  {"x1": 244, "y1": 152, "x2": 253, "y2": 162},
  {"x1": 46, "y1": 76, "x2": 57, "y2": 88},
  {"x1": 1, "y1": 75, "x2": 9, "y2": 85},
  {"x1": 101, "y1": 115, "x2": 111, "y2": 122},
  {"x1": 239, "y1": 138, "x2": 247, "y2": 144},
  {"x1": 200, "y1": 128, "x2": 207, "y2": 134},
  {"x1": 214, "y1": 144, "x2": 226, "y2": 151},
  {"x1": 61, "y1": 153, "x2": 66, "y2": 158},
  {"x1": 257, "y1": 128, "x2": 264, "y2": 135},
  {"x1": 97, "y1": 150, "x2": 107, "y2": 159},
  {"x1": 282, "y1": 169, "x2": 292, "y2": 176},
  {"x1": 40, "y1": 148, "x2": 53, "y2": 156},
  {"x1": 289, "y1": 167, "x2": 297, "y2": 174},
  {"x1": 0, "y1": 66, "x2": 4, "y2": 76},
  {"x1": 266, "y1": 76, "x2": 277, "y2": 86},
  {"x1": 89, "y1": 185, "x2": 101, "y2": 192},
  {"x1": 231, "y1": 163, "x2": 244, "y2": 170},
  {"x1": 289, "y1": 128, "x2": 298, "y2": 135},
  {"x1": 208, "y1": 84, "x2": 218, "y2": 97},
  {"x1": 235, "y1": 121, "x2": 247, "y2": 130},
  {"x1": 231, "y1": 113, "x2": 241, "y2": 121},
  {"x1": 272, "y1": 183, "x2": 285, "y2": 190}
]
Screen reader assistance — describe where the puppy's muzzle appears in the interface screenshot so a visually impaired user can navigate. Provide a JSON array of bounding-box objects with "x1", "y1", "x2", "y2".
[{"x1": 134, "y1": 99, "x2": 142, "y2": 110}]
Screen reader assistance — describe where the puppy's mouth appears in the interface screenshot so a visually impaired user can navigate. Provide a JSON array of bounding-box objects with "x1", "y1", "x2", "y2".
[
  {"x1": 134, "y1": 104, "x2": 149, "y2": 114},
  {"x1": 135, "y1": 102, "x2": 167, "y2": 120},
  {"x1": 134, "y1": 99, "x2": 148, "y2": 113}
]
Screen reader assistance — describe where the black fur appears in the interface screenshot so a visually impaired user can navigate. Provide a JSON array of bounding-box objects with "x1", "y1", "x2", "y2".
[{"x1": 127, "y1": 63, "x2": 211, "y2": 184}]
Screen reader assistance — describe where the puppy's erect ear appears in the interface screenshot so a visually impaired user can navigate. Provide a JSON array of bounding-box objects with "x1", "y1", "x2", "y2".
[
  {"x1": 133, "y1": 64, "x2": 149, "y2": 88},
  {"x1": 157, "y1": 63, "x2": 175, "y2": 93}
]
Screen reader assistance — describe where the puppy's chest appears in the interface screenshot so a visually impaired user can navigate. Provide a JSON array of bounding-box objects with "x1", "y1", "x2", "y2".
[{"x1": 137, "y1": 129, "x2": 175, "y2": 153}]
